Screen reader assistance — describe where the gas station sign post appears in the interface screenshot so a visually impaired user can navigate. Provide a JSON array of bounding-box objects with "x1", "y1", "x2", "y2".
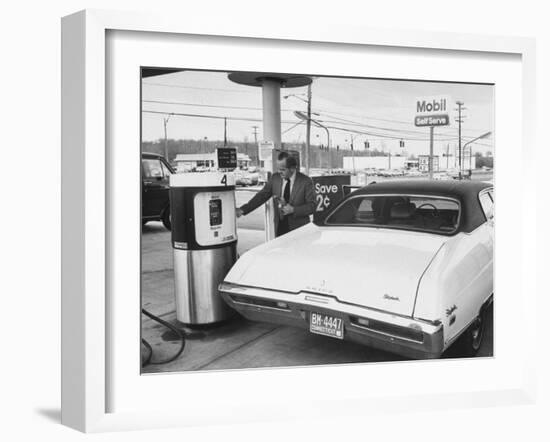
[{"x1": 415, "y1": 95, "x2": 450, "y2": 179}]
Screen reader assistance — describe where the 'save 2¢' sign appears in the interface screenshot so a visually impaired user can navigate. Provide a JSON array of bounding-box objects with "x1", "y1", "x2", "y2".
[{"x1": 312, "y1": 175, "x2": 351, "y2": 223}]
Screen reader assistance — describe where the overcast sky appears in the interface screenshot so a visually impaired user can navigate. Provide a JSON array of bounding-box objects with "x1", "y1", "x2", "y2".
[{"x1": 141, "y1": 70, "x2": 494, "y2": 158}]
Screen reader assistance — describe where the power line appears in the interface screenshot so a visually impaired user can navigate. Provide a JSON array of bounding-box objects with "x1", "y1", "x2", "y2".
[
  {"x1": 144, "y1": 100, "x2": 262, "y2": 111},
  {"x1": 143, "y1": 96, "x2": 458, "y2": 128},
  {"x1": 143, "y1": 99, "x2": 296, "y2": 113},
  {"x1": 144, "y1": 98, "x2": 488, "y2": 136},
  {"x1": 316, "y1": 116, "x2": 446, "y2": 137},
  {"x1": 315, "y1": 109, "x2": 413, "y2": 126},
  {"x1": 145, "y1": 96, "x2": 415, "y2": 125},
  {"x1": 142, "y1": 82, "x2": 257, "y2": 94},
  {"x1": 145, "y1": 99, "x2": 430, "y2": 135},
  {"x1": 145, "y1": 104, "x2": 462, "y2": 140},
  {"x1": 324, "y1": 124, "x2": 459, "y2": 142},
  {"x1": 143, "y1": 109, "x2": 490, "y2": 144},
  {"x1": 282, "y1": 121, "x2": 305, "y2": 134},
  {"x1": 142, "y1": 109, "x2": 298, "y2": 125}
]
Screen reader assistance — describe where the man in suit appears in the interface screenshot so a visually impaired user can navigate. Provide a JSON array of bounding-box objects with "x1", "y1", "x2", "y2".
[{"x1": 236, "y1": 151, "x2": 316, "y2": 237}]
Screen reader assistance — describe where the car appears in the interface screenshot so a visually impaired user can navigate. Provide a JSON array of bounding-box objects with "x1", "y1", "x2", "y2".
[
  {"x1": 220, "y1": 180, "x2": 494, "y2": 359},
  {"x1": 235, "y1": 168, "x2": 260, "y2": 186},
  {"x1": 433, "y1": 171, "x2": 451, "y2": 180},
  {"x1": 142, "y1": 152, "x2": 174, "y2": 229},
  {"x1": 446, "y1": 168, "x2": 461, "y2": 179},
  {"x1": 406, "y1": 169, "x2": 423, "y2": 177}
]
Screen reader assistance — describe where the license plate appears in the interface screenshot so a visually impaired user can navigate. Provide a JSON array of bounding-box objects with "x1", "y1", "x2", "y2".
[{"x1": 309, "y1": 312, "x2": 344, "y2": 340}]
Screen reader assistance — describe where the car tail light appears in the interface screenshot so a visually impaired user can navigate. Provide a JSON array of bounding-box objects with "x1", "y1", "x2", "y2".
[
  {"x1": 230, "y1": 295, "x2": 290, "y2": 311},
  {"x1": 351, "y1": 316, "x2": 424, "y2": 343}
]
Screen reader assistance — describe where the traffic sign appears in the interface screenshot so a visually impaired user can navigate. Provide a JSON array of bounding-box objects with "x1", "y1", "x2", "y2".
[{"x1": 419, "y1": 155, "x2": 440, "y2": 172}]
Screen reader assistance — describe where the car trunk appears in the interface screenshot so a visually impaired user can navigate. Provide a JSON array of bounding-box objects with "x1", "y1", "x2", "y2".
[{"x1": 230, "y1": 224, "x2": 447, "y2": 317}]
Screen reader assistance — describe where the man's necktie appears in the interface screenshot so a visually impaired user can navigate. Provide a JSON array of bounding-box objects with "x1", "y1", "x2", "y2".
[{"x1": 283, "y1": 178, "x2": 290, "y2": 203}]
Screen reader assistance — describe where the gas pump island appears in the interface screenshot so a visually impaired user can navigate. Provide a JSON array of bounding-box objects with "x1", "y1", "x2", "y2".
[{"x1": 169, "y1": 151, "x2": 238, "y2": 325}]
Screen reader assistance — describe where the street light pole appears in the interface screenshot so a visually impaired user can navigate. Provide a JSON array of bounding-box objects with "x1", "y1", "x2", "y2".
[
  {"x1": 284, "y1": 90, "x2": 313, "y2": 173},
  {"x1": 305, "y1": 84, "x2": 312, "y2": 175},
  {"x1": 463, "y1": 131, "x2": 492, "y2": 176},
  {"x1": 455, "y1": 101, "x2": 465, "y2": 180}
]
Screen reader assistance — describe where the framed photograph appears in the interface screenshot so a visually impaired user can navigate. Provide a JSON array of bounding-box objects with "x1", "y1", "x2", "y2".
[{"x1": 62, "y1": 9, "x2": 537, "y2": 433}]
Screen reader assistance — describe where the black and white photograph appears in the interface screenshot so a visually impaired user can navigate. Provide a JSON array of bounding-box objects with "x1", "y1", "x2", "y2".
[{"x1": 140, "y1": 68, "x2": 494, "y2": 373}]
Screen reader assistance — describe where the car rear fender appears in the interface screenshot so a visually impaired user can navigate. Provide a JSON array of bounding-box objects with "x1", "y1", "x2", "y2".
[
  {"x1": 414, "y1": 231, "x2": 493, "y2": 345},
  {"x1": 412, "y1": 241, "x2": 447, "y2": 320}
]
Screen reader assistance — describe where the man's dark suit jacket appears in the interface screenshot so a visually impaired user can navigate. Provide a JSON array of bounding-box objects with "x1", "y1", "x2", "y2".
[{"x1": 240, "y1": 171, "x2": 316, "y2": 233}]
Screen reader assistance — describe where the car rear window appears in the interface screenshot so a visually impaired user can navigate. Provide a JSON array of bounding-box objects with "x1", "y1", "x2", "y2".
[{"x1": 324, "y1": 195, "x2": 461, "y2": 235}]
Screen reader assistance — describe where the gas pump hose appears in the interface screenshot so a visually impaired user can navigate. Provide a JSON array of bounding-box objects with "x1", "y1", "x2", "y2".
[{"x1": 141, "y1": 308, "x2": 186, "y2": 367}]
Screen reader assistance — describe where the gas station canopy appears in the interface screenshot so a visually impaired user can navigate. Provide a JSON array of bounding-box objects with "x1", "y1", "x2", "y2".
[
  {"x1": 228, "y1": 72, "x2": 312, "y2": 88},
  {"x1": 141, "y1": 67, "x2": 184, "y2": 78}
]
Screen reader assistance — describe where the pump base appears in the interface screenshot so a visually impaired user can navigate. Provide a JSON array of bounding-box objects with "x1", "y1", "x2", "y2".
[{"x1": 173, "y1": 244, "x2": 237, "y2": 324}]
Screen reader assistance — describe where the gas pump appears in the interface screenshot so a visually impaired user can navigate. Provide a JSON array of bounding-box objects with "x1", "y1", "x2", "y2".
[{"x1": 170, "y1": 171, "x2": 237, "y2": 324}]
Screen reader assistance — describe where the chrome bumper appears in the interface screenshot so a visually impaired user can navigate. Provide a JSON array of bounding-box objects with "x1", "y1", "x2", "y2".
[{"x1": 219, "y1": 282, "x2": 444, "y2": 359}]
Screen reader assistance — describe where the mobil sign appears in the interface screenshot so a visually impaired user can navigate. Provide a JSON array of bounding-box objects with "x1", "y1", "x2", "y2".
[{"x1": 414, "y1": 95, "x2": 451, "y2": 127}]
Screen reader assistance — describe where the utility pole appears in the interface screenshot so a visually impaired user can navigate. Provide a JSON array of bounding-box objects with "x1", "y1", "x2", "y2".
[
  {"x1": 305, "y1": 83, "x2": 312, "y2": 175},
  {"x1": 446, "y1": 143, "x2": 450, "y2": 170},
  {"x1": 350, "y1": 138, "x2": 356, "y2": 175},
  {"x1": 224, "y1": 117, "x2": 227, "y2": 147},
  {"x1": 429, "y1": 126, "x2": 434, "y2": 179},
  {"x1": 455, "y1": 101, "x2": 465, "y2": 180},
  {"x1": 251, "y1": 126, "x2": 259, "y2": 166},
  {"x1": 163, "y1": 114, "x2": 172, "y2": 161}
]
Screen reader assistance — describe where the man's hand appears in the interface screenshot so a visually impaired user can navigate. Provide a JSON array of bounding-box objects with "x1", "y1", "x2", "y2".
[
  {"x1": 236, "y1": 208, "x2": 244, "y2": 218},
  {"x1": 281, "y1": 204, "x2": 294, "y2": 216}
]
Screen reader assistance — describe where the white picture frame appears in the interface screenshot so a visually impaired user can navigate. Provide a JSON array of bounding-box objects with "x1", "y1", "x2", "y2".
[{"x1": 61, "y1": 9, "x2": 537, "y2": 433}]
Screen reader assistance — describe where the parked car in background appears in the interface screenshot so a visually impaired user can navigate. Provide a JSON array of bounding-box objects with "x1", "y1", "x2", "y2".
[
  {"x1": 142, "y1": 152, "x2": 174, "y2": 230},
  {"x1": 447, "y1": 168, "x2": 461, "y2": 179},
  {"x1": 406, "y1": 169, "x2": 423, "y2": 177},
  {"x1": 433, "y1": 171, "x2": 451, "y2": 180},
  {"x1": 235, "y1": 168, "x2": 260, "y2": 186},
  {"x1": 220, "y1": 180, "x2": 494, "y2": 359}
]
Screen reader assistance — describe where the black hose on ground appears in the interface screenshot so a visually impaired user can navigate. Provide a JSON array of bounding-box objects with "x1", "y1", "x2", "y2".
[{"x1": 141, "y1": 308, "x2": 186, "y2": 367}]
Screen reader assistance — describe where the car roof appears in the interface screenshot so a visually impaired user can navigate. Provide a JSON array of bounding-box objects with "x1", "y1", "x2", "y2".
[
  {"x1": 141, "y1": 152, "x2": 175, "y2": 173},
  {"x1": 142, "y1": 152, "x2": 165, "y2": 159},
  {"x1": 356, "y1": 179, "x2": 491, "y2": 198},
  {"x1": 346, "y1": 179, "x2": 493, "y2": 233}
]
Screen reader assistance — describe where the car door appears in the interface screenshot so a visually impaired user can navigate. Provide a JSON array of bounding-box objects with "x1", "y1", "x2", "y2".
[{"x1": 142, "y1": 157, "x2": 169, "y2": 218}]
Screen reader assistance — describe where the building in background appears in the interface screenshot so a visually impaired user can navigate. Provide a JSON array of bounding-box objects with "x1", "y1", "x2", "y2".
[
  {"x1": 343, "y1": 154, "x2": 476, "y2": 172},
  {"x1": 343, "y1": 156, "x2": 408, "y2": 171},
  {"x1": 174, "y1": 152, "x2": 252, "y2": 172}
]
